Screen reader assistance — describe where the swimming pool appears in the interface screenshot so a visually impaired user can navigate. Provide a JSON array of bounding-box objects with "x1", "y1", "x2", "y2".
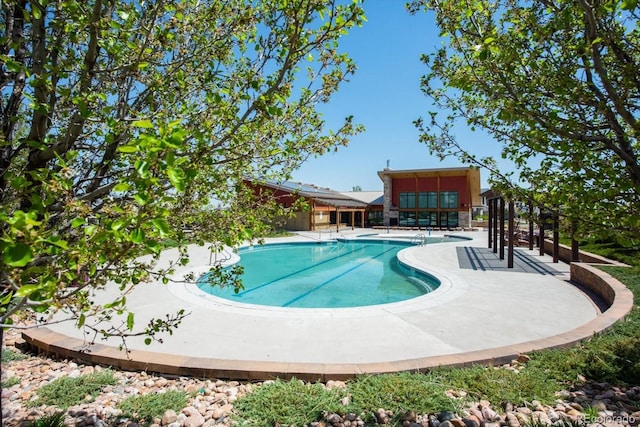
[{"x1": 197, "y1": 240, "x2": 440, "y2": 308}]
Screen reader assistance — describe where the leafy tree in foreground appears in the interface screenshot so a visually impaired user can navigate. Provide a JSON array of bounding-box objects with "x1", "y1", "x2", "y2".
[
  {"x1": 0, "y1": 0, "x2": 364, "y2": 343},
  {"x1": 410, "y1": 0, "x2": 639, "y2": 242}
]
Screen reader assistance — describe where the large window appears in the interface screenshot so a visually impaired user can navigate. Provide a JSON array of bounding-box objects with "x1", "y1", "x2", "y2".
[
  {"x1": 368, "y1": 211, "x2": 383, "y2": 226},
  {"x1": 440, "y1": 191, "x2": 459, "y2": 209},
  {"x1": 399, "y1": 211, "x2": 416, "y2": 226},
  {"x1": 418, "y1": 211, "x2": 437, "y2": 227},
  {"x1": 399, "y1": 192, "x2": 415, "y2": 209},
  {"x1": 418, "y1": 192, "x2": 438, "y2": 208},
  {"x1": 396, "y1": 190, "x2": 459, "y2": 228},
  {"x1": 440, "y1": 212, "x2": 458, "y2": 228}
]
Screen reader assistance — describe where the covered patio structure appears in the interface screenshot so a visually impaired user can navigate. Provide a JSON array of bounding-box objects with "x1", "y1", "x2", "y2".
[
  {"x1": 485, "y1": 190, "x2": 581, "y2": 268},
  {"x1": 244, "y1": 179, "x2": 369, "y2": 231}
]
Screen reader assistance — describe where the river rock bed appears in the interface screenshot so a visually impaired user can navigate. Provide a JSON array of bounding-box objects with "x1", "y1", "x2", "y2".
[{"x1": 2, "y1": 331, "x2": 639, "y2": 427}]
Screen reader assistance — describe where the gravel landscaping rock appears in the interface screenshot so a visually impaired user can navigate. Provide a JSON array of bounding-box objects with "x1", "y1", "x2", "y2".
[{"x1": 2, "y1": 330, "x2": 639, "y2": 426}]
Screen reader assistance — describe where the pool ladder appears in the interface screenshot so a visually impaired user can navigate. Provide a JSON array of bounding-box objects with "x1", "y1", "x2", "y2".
[{"x1": 411, "y1": 233, "x2": 427, "y2": 246}]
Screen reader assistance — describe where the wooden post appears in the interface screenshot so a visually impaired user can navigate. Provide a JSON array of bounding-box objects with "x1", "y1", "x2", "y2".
[
  {"x1": 311, "y1": 200, "x2": 315, "y2": 231},
  {"x1": 493, "y1": 198, "x2": 498, "y2": 254},
  {"x1": 508, "y1": 200, "x2": 514, "y2": 268},
  {"x1": 571, "y1": 219, "x2": 579, "y2": 262},
  {"x1": 539, "y1": 214, "x2": 545, "y2": 256},
  {"x1": 488, "y1": 199, "x2": 493, "y2": 249},
  {"x1": 553, "y1": 211, "x2": 559, "y2": 263},
  {"x1": 528, "y1": 201, "x2": 534, "y2": 251},
  {"x1": 499, "y1": 197, "x2": 505, "y2": 260}
]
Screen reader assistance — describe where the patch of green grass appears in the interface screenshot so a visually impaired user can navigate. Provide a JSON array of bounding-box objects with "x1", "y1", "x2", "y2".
[
  {"x1": 348, "y1": 372, "x2": 459, "y2": 422},
  {"x1": 585, "y1": 244, "x2": 639, "y2": 266},
  {"x1": 233, "y1": 378, "x2": 348, "y2": 427},
  {"x1": 348, "y1": 365, "x2": 565, "y2": 419},
  {"x1": 583, "y1": 404, "x2": 600, "y2": 420},
  {"x1": 1, "y1": 347, "x2": 27, "y2": 362},
  {"x1": 233, "y1": 369, "x2": 560, "y2": 426},
  {"x1": 117, "y1": 390, "x2": 190, "y2": 422},
  {"x1": 29, "y1": 370, "x2": 118, "y2": 409},
  {"x1": 2, "y1": 375, "x2": 21, "y2": 388},
  {"x1": 27, "y1": 412, "x2": 66, "y2": 427},
  {"x1": 601, "y1": 266, "x2": 640, "y2": 301},
  {"x1": 432, "y1": 364, "x2": 562, "y2": 406},
  {"x1": 559, "y1": 236, "x2": 640, "y2": 267}
]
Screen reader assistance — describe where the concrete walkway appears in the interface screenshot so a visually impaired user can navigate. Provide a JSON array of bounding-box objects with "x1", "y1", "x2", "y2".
[{"x1": 23, "y1": 229, "x2": 607, "y2": 380}]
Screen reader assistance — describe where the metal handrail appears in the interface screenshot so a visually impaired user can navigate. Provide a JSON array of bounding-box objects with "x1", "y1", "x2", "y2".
[{"x1": 411, "y1": 233, "x2": 426, "y2": 246}]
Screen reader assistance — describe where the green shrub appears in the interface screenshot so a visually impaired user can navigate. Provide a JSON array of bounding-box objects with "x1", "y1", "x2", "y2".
[
  {"x1": 1, "y1": 347, "x2": 27, "y2": 362},
  {"x1": 579, "y1": 335, "x2": 640, "y2": 383},
  {"x1": 117, "y1": 390, "x2": 189, "y2": 422},
  {"x1": 233, "y1": 378, "x2": 347, "y2": 427},
  {"x1": 560, "y1": 237, "x2": 640, "y2": 267},
  {"x1": 348, "y1": 372, "x2": 458, "y2": 423},
  {"x1": 525, "y1": 348, "x2": 584, "y2": 386},
  {"x1": 30, "y1": 370, "x2": 117, "y2": 409},
  {"x1": 435, "y1": 365, "x2": 561, "y2": 406},
  {"x1": 2, "y1": 375, "x2": 21, "y2": 388},
  {"x1": 27, "y1": 412, "x2": 66, "y2": 427}
]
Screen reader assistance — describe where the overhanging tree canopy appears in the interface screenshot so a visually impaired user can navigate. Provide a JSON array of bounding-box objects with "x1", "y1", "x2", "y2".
[
  {"x1": 0, "y1": 0, "x2": 365, "y2": 340},
  {"x1": 411, "y1": 0, "x2": 639, "y2": 241}
]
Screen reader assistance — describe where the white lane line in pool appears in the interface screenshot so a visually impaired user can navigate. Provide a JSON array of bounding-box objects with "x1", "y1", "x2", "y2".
[
  {"x1": 281, "y1": 246, "x2": 397, "y2": 307},
  {"x1": 234, "y1": 244, "x2": 369, "y2": 297}
]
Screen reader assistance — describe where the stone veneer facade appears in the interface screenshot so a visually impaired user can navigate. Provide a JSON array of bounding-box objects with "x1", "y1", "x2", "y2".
[
  {"x1": 459, "y1": 210, "x2": 471, "y2": 228},
  {"x1": 381, "y1": 169, "x2": 396, "y2": 226}
]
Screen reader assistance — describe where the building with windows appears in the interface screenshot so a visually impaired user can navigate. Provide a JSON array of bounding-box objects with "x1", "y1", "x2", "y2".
[
  {"x1": 244, "y1": 179, "x2": 379, "y2": 231},
  {"x1": 244, "y1": 166, "x2": 481, "y2": 231},
  {"x1": 377, "y1": 166, "x2": 481, "y2": 229}
]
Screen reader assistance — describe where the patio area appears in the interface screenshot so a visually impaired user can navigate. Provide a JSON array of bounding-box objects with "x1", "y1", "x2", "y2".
[{"x1": 21, "y1": 229, "x2": 630, "y2": 381}]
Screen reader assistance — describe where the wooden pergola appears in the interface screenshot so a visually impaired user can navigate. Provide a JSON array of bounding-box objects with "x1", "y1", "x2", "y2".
[
  {"x1": 486, "y1": 192, "x2": 580, "y2": 268},
  {"x1": 310, "y1": 196, "x2": 367, "y2": 232}
]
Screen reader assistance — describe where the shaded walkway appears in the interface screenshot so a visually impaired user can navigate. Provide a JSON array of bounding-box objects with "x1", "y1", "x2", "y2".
[{"x1": 456, "y1": 246, "x2": 563, "y2": 275}]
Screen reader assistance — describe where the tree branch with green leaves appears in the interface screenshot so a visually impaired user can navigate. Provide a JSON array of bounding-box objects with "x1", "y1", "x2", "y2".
[
  {"x1": 0, "y1": 0, "x2": 365, "y2": 343},
  {"x1": 411, "y1": 0, "x2": 639, "y2": 242}
]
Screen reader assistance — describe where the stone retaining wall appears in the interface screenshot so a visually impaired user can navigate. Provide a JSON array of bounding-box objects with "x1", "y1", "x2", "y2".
[
  {"x1": 570, "y1": 262, "x2": 630, "y2": 310},
  {"x1": 539, "y1": 239, "x2": 632, "y2": 313}
]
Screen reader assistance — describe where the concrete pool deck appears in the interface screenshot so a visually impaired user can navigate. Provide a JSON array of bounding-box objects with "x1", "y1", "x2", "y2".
[{"x1": 22, "y1": 229, "x2": 631, "y2": 381}]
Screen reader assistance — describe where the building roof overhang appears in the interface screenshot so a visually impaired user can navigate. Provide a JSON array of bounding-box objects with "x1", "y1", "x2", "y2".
[
  {"x1": 247, "y1": 179, "x2": 369, "y2": 209},
  {"x1": 377, "y1": 166, "x2": 480, "y2": 181},
  {"x1": 314, "y1": 197, "x2": 368, "y2": 209}
]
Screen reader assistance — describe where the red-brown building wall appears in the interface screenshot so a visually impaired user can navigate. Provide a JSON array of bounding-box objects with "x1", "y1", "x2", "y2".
[
  {"x1": 417, "y1": 177, "x2": 439, "y2": 191},
  {"x1": 391, "y1": 175, "x2": 470, "y2": 208},
  {"x1": 244, "y1": 181, "x2": 302, "y2": 207},
  {"x1": 440, "y1": 175, "x2": 470, "y2": 208}
]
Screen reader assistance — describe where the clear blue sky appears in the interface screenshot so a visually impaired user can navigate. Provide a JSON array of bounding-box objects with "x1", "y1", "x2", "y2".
[{"x1": 291, "y1": 2, "x2": 500, "y2": 191}]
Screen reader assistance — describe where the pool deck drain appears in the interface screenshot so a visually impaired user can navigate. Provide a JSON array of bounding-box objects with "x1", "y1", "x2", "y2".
[{"x1": 22, "y1": 230, "x2": 629, "y2": 381}]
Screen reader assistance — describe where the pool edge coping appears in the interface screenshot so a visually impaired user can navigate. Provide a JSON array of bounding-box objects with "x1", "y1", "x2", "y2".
[{"x1": 188, "y1": 239, "x2": 443, "y2": 311}]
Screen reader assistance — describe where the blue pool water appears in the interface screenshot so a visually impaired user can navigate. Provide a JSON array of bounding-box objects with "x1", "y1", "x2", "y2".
[{"x1": 197, "y1": 240, "x2": 441, "y2": 308}]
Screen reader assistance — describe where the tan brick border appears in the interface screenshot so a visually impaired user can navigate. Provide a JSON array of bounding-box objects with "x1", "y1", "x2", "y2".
[{"x1": 21, "y1": 263, "x2": 634, "y2": 381}]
